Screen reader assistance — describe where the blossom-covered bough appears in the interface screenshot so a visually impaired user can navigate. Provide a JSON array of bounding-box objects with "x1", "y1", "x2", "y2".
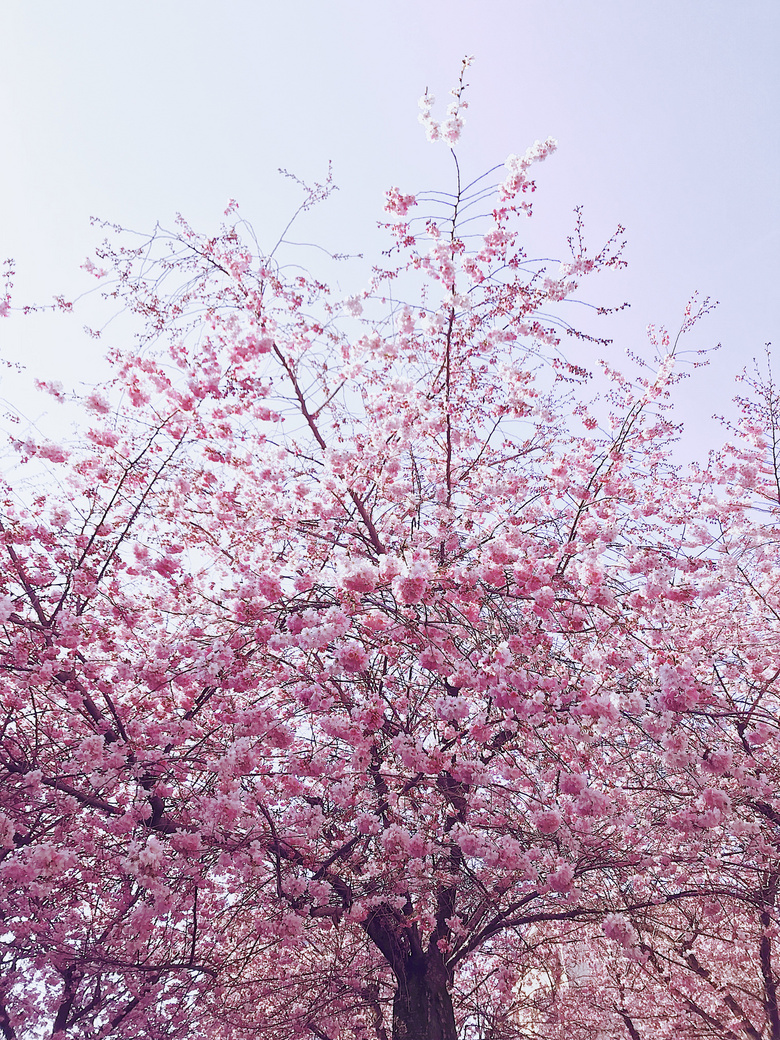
[{"x1": 1, "y1": 57, "x2": 779, "y2": 1040}]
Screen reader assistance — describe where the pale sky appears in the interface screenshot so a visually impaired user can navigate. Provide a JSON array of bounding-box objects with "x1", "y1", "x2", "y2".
[{"x1": 0, "y1": 0, "x2": 777, "y2": 459}]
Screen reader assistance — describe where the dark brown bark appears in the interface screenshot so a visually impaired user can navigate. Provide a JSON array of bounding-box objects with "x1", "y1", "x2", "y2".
[
  {"x1": 757, "y1": 874, "x2": 780, "y2": 1040},
  {"x1": 363, "y1": 904, "x2": 457, "y2": 1040},
  {"x1": 391, "y1": 946, "x2": 457, "y2": 1040}
]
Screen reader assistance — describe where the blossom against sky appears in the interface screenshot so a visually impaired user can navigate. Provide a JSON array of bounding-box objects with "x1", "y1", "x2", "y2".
[{"x1": 0, "y1": 0, "x2": 777, "y2": 454}]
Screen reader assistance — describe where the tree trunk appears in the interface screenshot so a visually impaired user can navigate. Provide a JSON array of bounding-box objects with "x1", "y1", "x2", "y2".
[{"x1": 392, "y1": 948, "x2": 458, "y2": 1040}]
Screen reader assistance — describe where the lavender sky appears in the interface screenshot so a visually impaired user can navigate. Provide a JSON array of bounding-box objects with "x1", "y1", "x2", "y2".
[{"x1": 0, "y1": 0, "x2": 777, "y2": 459}]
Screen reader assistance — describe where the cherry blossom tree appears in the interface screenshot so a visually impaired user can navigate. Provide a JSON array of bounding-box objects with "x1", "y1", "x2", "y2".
[
  {"x1": 1, "y1": 60, "x2": 772, "y2": 1040},
  {"x1": 515, "y1": 360, "x2": 780, "y2": 1040}
]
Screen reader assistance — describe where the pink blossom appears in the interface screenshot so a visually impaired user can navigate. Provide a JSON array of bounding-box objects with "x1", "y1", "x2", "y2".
[
  {"x1": 394, "y1": 573, "x2": 428, "y2": 605},
  {"x1": 574, "y1": 788, "x2": 611, "y2": 817},
  {"x1": 418, "y1": 646, "x2": 446, "y2": 671},
  {"x1": 138, "y1": 835, "x2": 166, "y2": 871},
  {"x1": 457, "y1": 831, "x2": 485, "y2": 858},
  {"x1": 702, "y1": 788, "x2": 731, "y2": 813},
  {"x1": 560, "y1": 773, "x2": 586, "y2": 795},
  {"x1": 34, "y1": 378, "x2": 65, "y2": 400},
  {"x1": 703, "y1": 748, "x2": 733, "y2": 775},
  {"x1": 384, "y1": 187, "x2": 417, "y2": 216},
  {"x1": 85, "y1": 391, "x2": 111, "y2": 414},
  {"x1": 533, "y1": 809, "x2": 562, "y2": 834},
  {"x1": 393, "y1": 554, "x2": 433, "y2": 605},
  {"x1": 549, "y1": 863, "x2": 575, "y2": 892},
  {"x1": 337, "y1": 559, "x2": 378, "y2": 595},
  {"x1": 747, "y1": 723, "x2": 773, "y2": 745},
  {"x1": 603, "y1": 913, "x2": 639, "y2": 948},
  {"x1": 337, "y1": 640, "x2": 369, "y2": 672}
]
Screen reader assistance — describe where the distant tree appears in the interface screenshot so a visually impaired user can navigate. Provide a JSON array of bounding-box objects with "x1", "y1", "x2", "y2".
[
  {"x1": 2, "y1": 59, "x2": 773, "y2": 1040},
  {"x1": 512, "y1": 363, "x2": 780, "y2": 1040}
]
